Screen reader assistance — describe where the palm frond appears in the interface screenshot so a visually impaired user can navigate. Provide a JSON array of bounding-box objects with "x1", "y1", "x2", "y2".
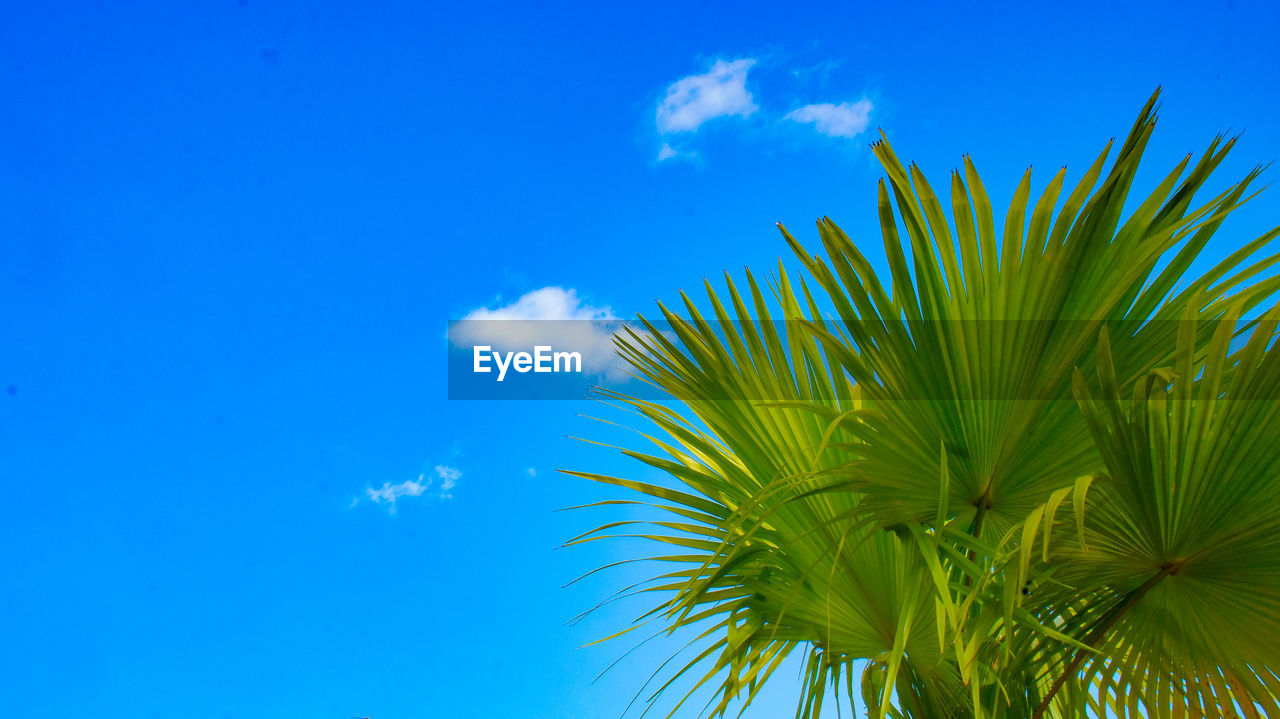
[{"x1": 570, "y1": 89, "x2": 1280, "y2": 719}]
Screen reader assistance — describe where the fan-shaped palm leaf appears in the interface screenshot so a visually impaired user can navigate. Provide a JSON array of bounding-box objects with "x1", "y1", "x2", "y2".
[{"x1": 569, "y1": 90, "x2": 1280, "y2": 719}]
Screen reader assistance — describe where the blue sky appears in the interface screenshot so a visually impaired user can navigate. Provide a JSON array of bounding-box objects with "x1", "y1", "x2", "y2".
[{"x1": 2, "y1": 1, "x2": 1279, "y2": 717}]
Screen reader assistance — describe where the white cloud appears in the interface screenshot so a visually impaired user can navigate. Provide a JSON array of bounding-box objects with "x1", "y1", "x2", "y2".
[
  {"x1": 359, "y1": 464, "x2": 463, "y2": 512},
  {"x1": 656, "y1": 59, "x2": 758, "y2": 134},
  {"x1": 457, "y1": 286, "x2": 615, "y2": 323},
  {"x1": 657, "y1": 143, "x2": 678, "y2": 161},
  {"x1": 526, "y1": 467, "x2": 537, "y2": 477},
  {"x1": 365, "y1": 475, "x2": 431, "y2": 513},
  {"x1": 435, "y1": 464, "x2": 460, "y2": 498},
  {"x1": 784, "y1": 99, "x2": 873, "y2": 138},
  {"x1": 449, "y1": 287, "x2": 631, "y2": 381}
]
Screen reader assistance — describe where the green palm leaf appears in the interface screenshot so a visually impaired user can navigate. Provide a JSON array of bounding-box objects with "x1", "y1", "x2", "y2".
[
  {"x1": 570, "y1": 89, "x2": 1280, "y2": 719},
  {"x1": 1047, "y1": 307, "x2": 1280, "y2": 718}
]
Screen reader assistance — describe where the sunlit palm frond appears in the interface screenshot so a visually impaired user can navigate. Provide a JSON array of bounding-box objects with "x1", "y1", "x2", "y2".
[
  {"x1": 1040, "y1": 306, "x2": 1280, "y2": 718},
  {"x1": 570, "y1": 89, "x2": 1280, "y2": 719},
  {"x1": 786, "y1": 91, "x2": 1279, "y2": 538}
]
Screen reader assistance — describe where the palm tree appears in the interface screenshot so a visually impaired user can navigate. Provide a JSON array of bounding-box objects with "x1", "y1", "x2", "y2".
[{"x1": 566, "y1": 90, "x2": 1280, "y2": 718}]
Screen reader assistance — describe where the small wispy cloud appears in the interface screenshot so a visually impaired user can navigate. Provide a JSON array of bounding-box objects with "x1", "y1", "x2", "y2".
[
  {"x1": 358, "y1": 464, "x2": 463, "y2": 512},
  {"x1": 654, "y1": 58, "x2": 757, "y2": 161},
  {"x1": 365, "y1": 476, "x2": 430, "y2": 513},
  {"x1": 526, "y1": 467, "x2": 537, "y2": 478},
  {"x1": 784, "y1": 99, "x2": 873, "y2": 138},
  {"x1": 435, "y1": 464, "x2": 460, "y2": 499},
  {"x1": 448, "y1": 286, "x2": 631, "y2": 380},
  {"x1": 656, "y1": 58, "x2": 758, "y2": 133},
  {"x1": 649, "y1": 57, "x2": 878, "y2": 161}
]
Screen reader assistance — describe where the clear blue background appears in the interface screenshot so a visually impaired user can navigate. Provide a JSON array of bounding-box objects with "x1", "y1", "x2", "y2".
[{"x1": 2, "y1": 1, "x2": 1278, "y2": 717}]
